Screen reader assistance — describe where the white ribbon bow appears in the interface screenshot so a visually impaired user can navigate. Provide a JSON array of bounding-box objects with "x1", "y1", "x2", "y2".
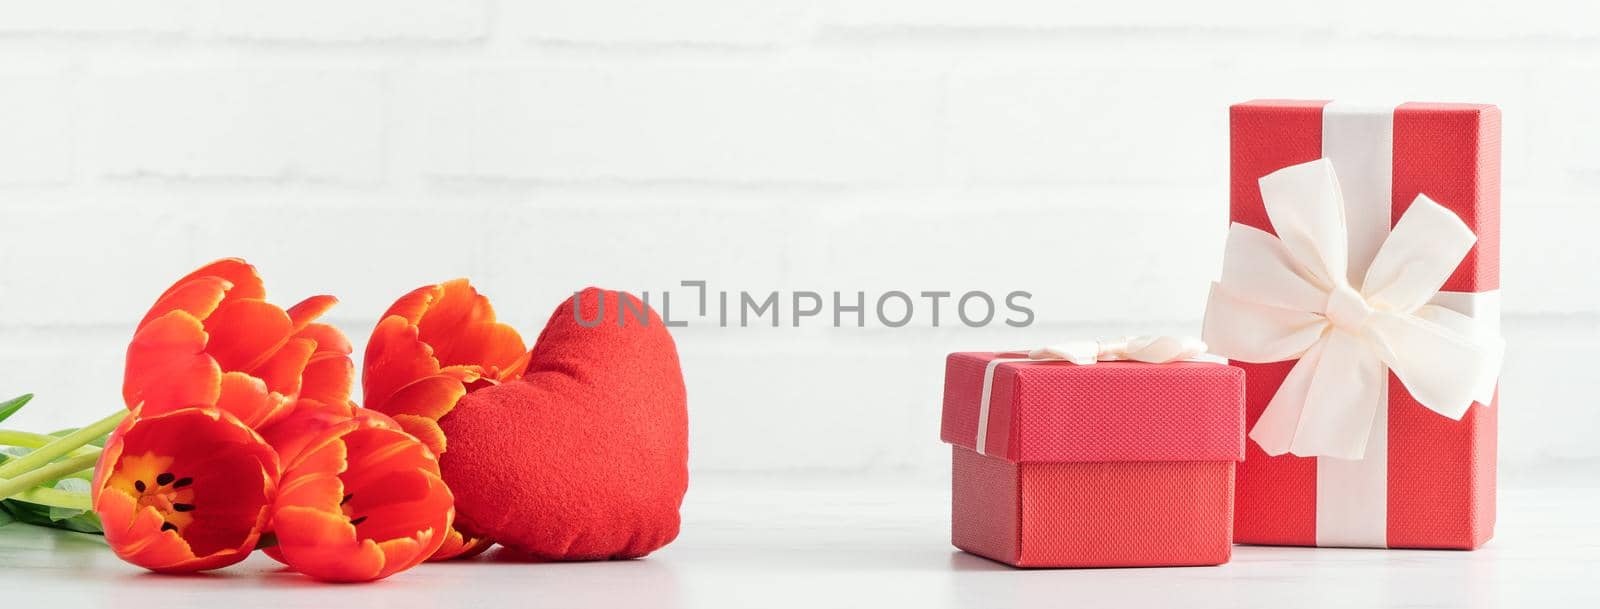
[
  {"x1": 973, "y1": 336, "x2": 1214, "y2": 455},
  {"x1": 1021, "y1": 335, "x2": 1213, "y2": 365},
  {"x1": 1202, "y1": 158, "x2": 1503, "y2": 460}
]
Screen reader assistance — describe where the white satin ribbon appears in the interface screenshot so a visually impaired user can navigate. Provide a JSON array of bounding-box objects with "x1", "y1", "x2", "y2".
[
  {"x1": 973, "y1": 336, "x2": 1215, "y2": 455},
  {"x1": 1202, "y1": 158, "x2": 1504, "y2": 461}
]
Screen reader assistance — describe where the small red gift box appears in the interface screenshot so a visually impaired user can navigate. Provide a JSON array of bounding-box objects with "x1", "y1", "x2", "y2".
[{"x1": 940, "y1": 351, "x2": 1244, "y2": 567}]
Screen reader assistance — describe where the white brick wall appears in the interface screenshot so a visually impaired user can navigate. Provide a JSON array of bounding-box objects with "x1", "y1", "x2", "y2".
[
  {"x1": 85, "y1": 68, "x2": 388, "y2": 181},
  {"x1": 397, "y1": 66, "x2": 943, "y2": 183},
  {"x1": 0, "y1": 1, "x2": 1596, "y2": 481},
  {"x1": 0, "y1": 72, "x2": 73, "y2": 185},
  {"x1": 0, "y1": 1, "x2": 487, "y2": 40},
  {"x1": 504, "y1": 1, "x2": 814, "y2": 47}
]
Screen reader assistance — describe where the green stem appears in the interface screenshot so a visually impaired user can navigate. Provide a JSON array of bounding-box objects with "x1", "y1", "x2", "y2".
[
  {"x1": 0, "y1": 430, "x2": 104, "y2": 484},
  {"x1": 0, "y1": 451, "x2": 101, "y2": 500},
  {"x1": 0, "y1": 430, "x2": 102, "y2": 457},
  {"x1": 9, "y1": 486, "x2": 92, "y2": 511},
  {"x1": 0, "y1": 430, "x2": 53, "y2": 448},
  {"x1": 0, "y1": 410, "x2": 125, "y2": 479}
]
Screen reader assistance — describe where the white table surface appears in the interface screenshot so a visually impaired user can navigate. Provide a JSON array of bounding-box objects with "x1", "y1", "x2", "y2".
[{"x1": 2, "y1": 473, "x2": 1596, "y2": 609}]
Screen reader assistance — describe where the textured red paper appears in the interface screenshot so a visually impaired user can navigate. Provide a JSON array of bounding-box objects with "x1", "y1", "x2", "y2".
[
  {"x1": 941, "y1": 354, "x2": 1244, "y2": 463},
  {"x1": 1229, "y1": 100, "x2": 1499, "y2": 549},
  {"x1": 952, "y1": 448, "x2": 1235, "y2": 567},
  {"x1": 941, "y1": 354, "x2": 1244, "y2": 567}
]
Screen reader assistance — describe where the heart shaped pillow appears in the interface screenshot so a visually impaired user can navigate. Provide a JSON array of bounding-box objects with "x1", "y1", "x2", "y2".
[{"x1": 438, "y1": 287, "x2": 688, "y2": 560}]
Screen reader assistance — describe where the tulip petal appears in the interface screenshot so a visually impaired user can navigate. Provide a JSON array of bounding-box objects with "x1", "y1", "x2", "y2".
[
  {"x1": 375, "y1": 535, "x2": 433, "y2": 578},
  {"x1": 181, "y1": 451, "x2": 277, "y2": 555},
  {"x1": 340, "y1": 428, "x2": 435, "y2": 490},
  {"x1": 274, "y1": 441, "x2": 348, "y2": 510},
  {"x1": 343, "y1": 462, "x2": 435, "y2": 511},
  {"x1": 251, "y1": 337, "x2": 317, "y2": 403},
  {"x1": 190, "y1": 258, "x2": 264, "y2": 297},
  {"x1": 297, "y1": 322, "x2": 353, "y2": 356},
  {"x1": 363, "y1": 316, "x2": 442, "y2": 410},
  {"x1": 381, "y1": 375, "x2": 467, "y2": 421},
  {"x1": 440, "y1": 365, "x2": 486, "y2": 384},
  {"x1": 391, "y1": 414, "x2": 446, "y2": 456},
  {"x1": 101, "y1": 492, "x2": 214, "y2": 571},
  {"x1": 468, "y1": 323, "x2": 530, "y2": 379},
  {"x1": 124, "y1": 311, "x2": 222, "y2": 413},
  {"x1": 416, "y1": 279, "x2": 528, "y2": 371},
  {"x1": 285, "y1": 295, "x2": 338, "y2": 330},
  {"x1": 273, "y1": 506, "x2": 388, "y2": 581},
  {"x1": 214, "y1": 372, "x2": 277, "y2": 429},
  {"x1": 412, "y1": 280, "x2": 484, "y2": 350},
  {"x1": 499, "y1": 350, "x2": 532, "y2": 382},
  {"x1": 154, "y1": 258, "x2": 265, "y2": 310},
  {"x1": 204, "y1": 299, "x2": 293, "y2": 373},
  {"x1": 300, "y1": 353, "x2": 355, "y2": 405},
  {"x1": 381, "y1": 284, "x2": 443, "y2": 325},
  {"x1": 138, "y1": 276, "x2": 231, "y2": 330},
  {"x1": 259, "y1": 399, "x2": 358, "y2": 468},
  {"x1": 430, "y1": 530, "x2": 493, "y2": 561}
]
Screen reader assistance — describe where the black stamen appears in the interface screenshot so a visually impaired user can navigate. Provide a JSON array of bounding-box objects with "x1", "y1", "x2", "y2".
[
  {"x1": 172, "y1": 503, "x2": 195, "y2": 512},
  {"x1": 156, "y1": 473, "x2": 175, "y2": 486},
  {"x1": 161, "y1": 522, "x2": 178, "y2": 532},
  {"x1": 134, "y1": 480, "x2": 146, "y2": 493},
  {"x1": 349, "y1": 516, "x2": 367, "y2": 526},
  {"x1": 172, "y1": 477, "x2": 193, "y2": 489},
  {"x1": 341, "y1": 494, "x2": 352, "y2": 506}
]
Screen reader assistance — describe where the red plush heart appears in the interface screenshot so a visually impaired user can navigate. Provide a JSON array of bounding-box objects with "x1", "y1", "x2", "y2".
[{"x1": 437, "y1": 287, "x2": 688, "y2": 560}]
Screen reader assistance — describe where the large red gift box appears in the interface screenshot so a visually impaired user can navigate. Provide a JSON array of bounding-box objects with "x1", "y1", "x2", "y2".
[
  {"x1": 940, "y1": 352, "x2": 1244, "y2": 567},
  {"x1": 1214, "y1": 100, "x2": 1501, "y2": 549}
]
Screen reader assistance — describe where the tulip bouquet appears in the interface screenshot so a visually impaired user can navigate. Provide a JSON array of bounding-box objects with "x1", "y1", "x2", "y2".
[{"x1": 0, "y1": 259, "x2": 530, "y2": 582}]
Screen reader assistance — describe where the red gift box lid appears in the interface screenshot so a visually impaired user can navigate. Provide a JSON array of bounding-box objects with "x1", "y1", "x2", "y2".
[{"x1": 940, "y1": 352, "x2": 1245, "y2": 463}]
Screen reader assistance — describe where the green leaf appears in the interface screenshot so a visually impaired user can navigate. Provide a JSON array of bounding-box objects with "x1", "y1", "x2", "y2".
[
  {"x1": 0, "y1": 499, "x2": 104, "y2": 535},
  {"x1": 46, "y1": 479, "x2": 91, "y2": 521},
  {"x1": 0, "y1": 504, "x2": 15, "y2": 528},
  {"x1": 45, "y1": 504, "x2": 79, "y2": 521},
  {"x1": 1, "y1": 499, "x2": 50, "y2": 525},
  {"x1": 0, "y1": 446, "x2": 32, "y2": 471},
  {"x1": 0, "y1": 394, "x2": 31, "y2": 426},
  {"x1": 49, "y1": 509, "x2": 103, "y2": 535}
]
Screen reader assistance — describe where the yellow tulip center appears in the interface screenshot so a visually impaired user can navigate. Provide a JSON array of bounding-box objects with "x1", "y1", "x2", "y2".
[{"x1": 111, "y1": 452, "x2": 198, "y2": 533}]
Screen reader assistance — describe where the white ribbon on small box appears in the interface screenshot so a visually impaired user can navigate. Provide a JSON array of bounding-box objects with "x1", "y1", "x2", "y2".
[
  {"x1": 973, "y1": 336, "x2": 1216, "y2": 456},
  {"x1": 1201, "y1": 103, "x2": 1504, "y2": 547}
]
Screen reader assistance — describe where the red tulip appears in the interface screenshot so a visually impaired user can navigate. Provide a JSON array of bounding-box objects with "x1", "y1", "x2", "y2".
[
  {"x1": 363, "y1": 279, "x2": 528, "y2": 560},
  {"x1": 124, "y1": 258, "x2": 354, "y2": 429},
  {"x1": 268, "y1": 414, "x2": 454, "y2": 582},
  {"x1": 93, "y1": 408, "x2": 279, "y2": 573}
]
